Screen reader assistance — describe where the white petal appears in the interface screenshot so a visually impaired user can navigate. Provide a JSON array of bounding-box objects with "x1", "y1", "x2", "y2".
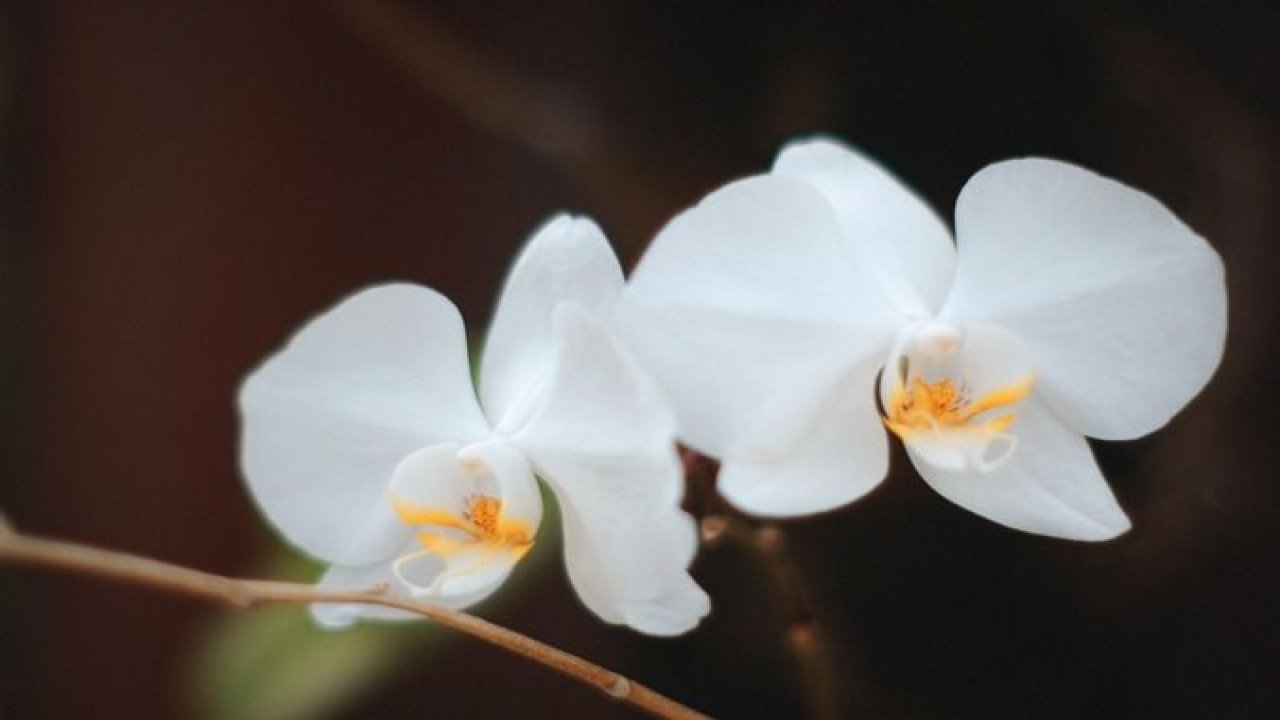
[
  {"x1": 516, "y1": 305, "x2": 708, "y2": 634},
  {"x1": 559, "y1": 498, "x2": 709, "y2": 636},
  {"x1": 239, "y1": 284, "x2": 489, "y2": 565},
  {"x1": 773, "y1": 137, "x2": 957, "y2": 315},
  {"x1": 718, "y1": 357, "x2": 888, "y2": 517},
  {"x1": 516, "y1": 304, "x2": 681, "y2": 505},
  {"x1": 480, "y1": 215, "x2": 624, "y2": 431},
  {"x1": 617, "y1": 303, "x2": 877, "y2": 458},
  {"x1": 627, "y1": 174, "x2": 892, "y2": 327},
  {"x1": 388, "y1": 443, "x2": 476, "y2": 511},
  {"x1": 457, "y1": 439, "x2": 545, "y2": 529},
  {"x1": 620, "y1": 174, "x2": 899, "y2": 456},
  {"x1": 945, "y1": 158, "x2": 1227, "y2": 440},
  {"x1": 911, "y1": 395, "x2": 1131, "y2": 541},
  {"x1": 390, "y1": 441, "x2": 543, "y2": 531}
]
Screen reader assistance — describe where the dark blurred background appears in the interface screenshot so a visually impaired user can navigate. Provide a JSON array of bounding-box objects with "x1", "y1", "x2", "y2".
[{"x1": 1, "y1": 1, "x2": 1278, "y2": 718}]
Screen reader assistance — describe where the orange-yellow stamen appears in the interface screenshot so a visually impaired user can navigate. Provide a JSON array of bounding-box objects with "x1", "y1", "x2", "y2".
[
  {"x1": 463, "y1": 494, "x2": 502, "y2": 536},
  {"x1": 392, "y1": 494, "x2": 534, "y2": 560},
  {"x1": 883, "y1": 375, "x2": 1032, "y2": 441}
]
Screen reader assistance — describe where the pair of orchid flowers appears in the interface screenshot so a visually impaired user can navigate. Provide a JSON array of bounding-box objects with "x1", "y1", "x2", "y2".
[{"x1": 240, "y1": 138, "x2": 1226, "y2": 636}]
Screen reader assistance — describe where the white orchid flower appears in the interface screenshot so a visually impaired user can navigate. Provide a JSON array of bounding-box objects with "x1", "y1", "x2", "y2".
[
  {"x1": 621, "y1": 138, "x2": 1226, "y2": 541},
  {"x1": 239, "y1": 215, "x2": 709, "y2": 635}
]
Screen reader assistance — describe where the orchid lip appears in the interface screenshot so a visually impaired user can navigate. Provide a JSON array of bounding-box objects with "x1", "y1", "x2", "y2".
[
  {"x1": 882, "y1": 372, "x2": 1034, "y2": 473},
  {"x1": 387, "y1": 450, "x2": 536, "y2": 597}
]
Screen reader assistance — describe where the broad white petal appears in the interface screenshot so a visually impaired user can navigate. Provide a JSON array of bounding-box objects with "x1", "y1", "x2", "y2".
[
  {"x1": 627, "y1": 174, "x2": 893, "y2": 327},
  {"x1": 239, "y1": 284, "x2": 488, "y2": 565},
  {"x1": 480, "y1": 215, "x2": 624, "y2": 431},
  {"x1": 621, "y1": 174, "x2": 898, "y2": 456},
  {"x1": 516, "y1": 306, "x2": 708, "y2": 634},
  {"x1": 911, "y1": 395, "x2": 1131, "y2": 541},
  {"x1": 617, "y1": 302, "x2": 878, "y2": 458},
  {"x1": 945, "y1": 158, "x2": 1227, "y2": 440},
  {"x1": 719, "y1": 357, "x2": 888, "y2": 517},
  {"x1": 773, "y1": 138, "x2": 957, "y2": 315}
]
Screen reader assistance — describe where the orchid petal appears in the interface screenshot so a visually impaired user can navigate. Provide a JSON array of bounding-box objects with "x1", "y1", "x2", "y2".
[
  {"x1": 480, "y1": 215, "x2": 624, "y2": 432},
  {"x1": 773, "y1": 138, "x2": 957, "y2": 315},
  {"x1": 558, "y1": 496, "x2": 708, "y2": 636},
  {"x1": 517, "y1": 304, "x2": 681, "y2": 504},
  {"x1": 239, "y1": 284, "x2": 488, "y2": 565},
  {"x1": 388, "y1": 441, "x2": 543, "y2": 532},
  {"x1": 621, "y1": 174, "x2": 899, "y2": 456},
  {"x1": 719, "y1": 356, "x2": 888, "y2": 516},
  {"x1": 617, "y1": 303, "x2": 876, "y2": 458},
  {"x1": 946, "y1": 158, "x2": 1227, "y2": 440},
  {"x1": 911, "y1": 395, "x2": 1131, "y2": 541},
  {"x1": 517, "y1": 304, "x2": 708, "y2": 634}
]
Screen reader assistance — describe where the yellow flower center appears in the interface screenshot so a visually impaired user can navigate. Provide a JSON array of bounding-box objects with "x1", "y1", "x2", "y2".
[
  {"x1": 883, "y1": 375, "x2": 1033, "y2": 441},
  {"x1": 392, "y1": 494, "x2": 534, "y2": 561},
  {"x1": 463, "y1": 494, "x2": 503, "y2": 536}
]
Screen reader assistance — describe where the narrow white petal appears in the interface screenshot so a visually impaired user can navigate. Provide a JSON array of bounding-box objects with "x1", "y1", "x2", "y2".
[
  {"x1": 912, "y1": 396, "x2": 1131, "y2": 541},
  {"x1": 480, "y1": 215, "x2": 624, "y2": 430},
  {"x1": 773, "y1": 137, "x2": 957, "y2": 315},
  {"x1": 516, "y1": 305, "x2": 708, "y2": 634},
  {"x1": 621, "y1": 174, "x2": 898, "y2": 457},
  {"x1": 516, "y1": 304, "x2": 681, "y2": 504},
  {"x1": 946, "y1": 158, "x2": 1227, "y2": 440},
  {"x1": 719, "y1": 357, "x2": 888, "y2": 517},
  {"x1": 239, "y1": 284, "x2": 488, "y2": 565},
  {"x1": 559, "y1": 499, "x2": 709, "y2": 636}
]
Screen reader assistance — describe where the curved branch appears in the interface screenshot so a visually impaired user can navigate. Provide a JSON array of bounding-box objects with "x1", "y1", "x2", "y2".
[{"x1": 0, "y1": 515, "x2": 706, "y2": 720}]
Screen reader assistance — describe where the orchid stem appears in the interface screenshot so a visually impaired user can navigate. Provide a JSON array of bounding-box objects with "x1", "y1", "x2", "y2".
[
  {"x1": 688, "y1": 445, "x2": 839, "y2": 720},
  {"x1": 0, "y1": 515, "x2": 707, "y2": 720},
  {"x1": 702, "y1": 514, "x2": 839, "y2": 719}
]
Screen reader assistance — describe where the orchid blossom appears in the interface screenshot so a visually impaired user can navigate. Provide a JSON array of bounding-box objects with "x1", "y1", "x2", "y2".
[
  {"x1": 621, "y1": 138, "x2": 1226, "y2": 541},
  {"x1": 239, "y1": 215, "x2": 709, "y2": 635}
]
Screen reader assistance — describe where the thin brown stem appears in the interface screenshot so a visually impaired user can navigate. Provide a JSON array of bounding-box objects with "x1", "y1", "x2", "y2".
[
  {"x1": 701, "y1": 510, "x2": 839, "y2": 720},
  {"x1": 0, "y1": 516, "x2": 706, "y2": 720}
]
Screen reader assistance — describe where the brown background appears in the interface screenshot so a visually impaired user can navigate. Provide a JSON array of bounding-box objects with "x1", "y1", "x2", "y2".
[{"x1": 2, "y1": 1, "x2": 1278, "y2": 718}]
